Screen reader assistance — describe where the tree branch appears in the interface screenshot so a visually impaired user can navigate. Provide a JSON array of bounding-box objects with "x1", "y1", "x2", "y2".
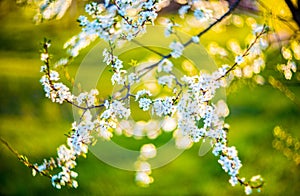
[
  {"x1": 183, "y1": 0, "x2": 241, "y2": 47},
  {"x1": 284, "y1": 0, "x2": 300, "y2": 28}
]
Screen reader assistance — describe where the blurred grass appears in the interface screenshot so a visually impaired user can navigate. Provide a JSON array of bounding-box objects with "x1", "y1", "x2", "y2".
[{"x1": 0, "y1": 1, "x2": 300, "y2": 195}]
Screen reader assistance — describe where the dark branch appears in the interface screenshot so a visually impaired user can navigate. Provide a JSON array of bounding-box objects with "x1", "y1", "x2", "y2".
[
  {"x1": 284, "y1": 0, "x2": 300, "y2": 28},
  {"x1": 183, "y1": 0, "x2": 241, "y2": 47}
]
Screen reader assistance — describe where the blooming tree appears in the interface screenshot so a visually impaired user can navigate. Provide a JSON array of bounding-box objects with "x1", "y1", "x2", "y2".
[{"x1": 2, "y1": 0, "x2": 300, "y2": 195}]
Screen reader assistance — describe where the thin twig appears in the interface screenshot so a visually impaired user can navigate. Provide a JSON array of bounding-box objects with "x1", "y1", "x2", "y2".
[
  {"x1": 0, "y1": 137, "x2": 52, "y2": 179},
  {"x1": 217, "y1": 25, "x2": 267, "y2": 79},
  {"x1": 183, "y1": 0, "x2": 241, "y2": 47},
  {"x1": 137, "y1": 0, "x2": 241, "y2": 79}
]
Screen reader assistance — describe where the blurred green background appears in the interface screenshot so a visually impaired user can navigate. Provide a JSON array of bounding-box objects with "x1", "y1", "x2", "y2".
[{"x1": 0, "y1": 1, "x2": 300, "y2": 195}]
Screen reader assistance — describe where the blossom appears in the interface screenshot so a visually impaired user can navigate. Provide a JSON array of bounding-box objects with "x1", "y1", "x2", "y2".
[
  {"x1": 158, "y1": 75, "x2": 175, "y2": 88},
  {"x1": 216, "y1": 145, "x2": 242, "y2": 178},
  {"x1": 138, "y1": 98, "x2": 152, "y2": 111},
  {"x1": 32, "y1": 1, "x2": 266, "y2": 192},
  {"x1": 212, "y1": 142, "x2": 226, "y2": 156},
  {"x1": 135, "y1": 89, "x2": 152, "y2": 100},
  {"x1": 152, "y1": 97, "x2": 174, "y2": 117},
  {"x1": 95, "y1": 119, "x2": 113, "y2": 140},
  {"x1": 49, "y1": 70, "x2": 60, "y2": 81},
  {"x1": 192, "y1": 36, "x2": 199, "y2": 43},
  {"x1": 178, "y1": 5, "x2": 190, "y2": 18},
  {"x1": 80, "y1": 1, "x2": 158, "y2": 42},
  {"x1": 170, "y1": 41, "x2": 184, "y2": 58},
  {"x1": 54, "y1": 58, "x2": 69, "y2": 68},
  {"x1": 40, "y1": 65, "x2": 47, "y2": 72},
  {"x1": 277, "y1": 60, "x2": 297, "y2": 80},
  {"x1": 77, "y1": 92, "x2": 88, "y2": 105},
  {"x1": 235, "y1": 55, "x2": 244, "y2": 65},
  {"x1": 194, "y1": 8, "x2": 213, "y2": 22},
  {"x1": 34, "y1": 0, "x2": 72, "y2": 23},
  {"x1": 164, "y1": 19, "x2": 179, "y2": 37},
  {"x1": 80, "y1": 89, "x2": 99, "y2": 106},
  {"x1": 245, "y1": 186, "x2": 252, "y2": 195},
  {"x1": 157, "y1": 59, "x2": 173, "y2": 73},
  {"x1": 40, "y1": 68, "x2": 73, "y2": 104},
  {"x1": 103, "y1": 100, "x2": 131, "y2": 119},
  {"x1": 78, "y1": 15, "x2": 88, "y2": 26},
  {"x1": 251, "y1": 175, "x2": 263, "y2": 182},
  {"x1": 229, "y1": 176, "x2": 239, "y2": 186},
  {"x1": 111, "y1": 70, "x2": 127, "y2": 85},
  {"x1": 128, "y1": 73, "x2": 139, "y2": 85},
  {"x1": 194, "y1": 9, "x2": 205, "y2": 20},
  {"x1": 253, "y1": 25, "x2": 264, "y2": 35},
  {"x1": 112, "y1": 59, "x2": 123, "y2": 70},
  {"x1": 40, "y1": 53, "x2": 49, "y2": 61},
  {"x1": 64, "y1": 32, "x2": 98, "y2": 57}
]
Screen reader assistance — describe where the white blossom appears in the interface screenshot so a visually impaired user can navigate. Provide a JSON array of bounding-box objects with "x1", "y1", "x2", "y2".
[
  {"x1": 112, "y1": 59, "x2": 123, "y2": 70},
  {"x1": 277, "y1": 60, "x2": 297, "y2": 80},
  {"x1": 178, "y1": 5, "x2": 190, "y2": 18},
  {"x1": 49, "y1": 71, "x2": 60, "y2": 81},
  {"x1": 104, "y1": 100, "x2": 131, "y2": 119},
  {"x1": 229, "y1": 176, "x2": 239, "y2": 186},
  {"x1": 164, "y1": 19, "x2": 179, "y2": 37},
  {"x1": 245, "y1": 186, "x2": 253, "y2": 195},
  {"x1": 253, "y1": 25, "x2": 264, "y2": 35},
  {"x1": 32, "y1": 0, "x2": 267, "y2": 192},
  {"x1": 111, "y1": 70, "x2": 127, "y2": 85},
  {"x1": 158, "y1": 75, "x2": 175, "y2": 88},
  {"x1": 138, "y1": 98, "x2": 152, "y2": 111},
  {"x1": 192, "y1": 36, "x2": 199, "y2": 43},
  {"x1": 135, "y1": 89, "x2": 152, "y2": 100},
  {"x1": 128, "y1": 73, "x2": 139, "y2": 85},
  {"x1": 152, "y1": 97, "x2": 174, "y2": 117},
  {"x1": 64, "y1": 32, "x2": 98, "y2": 57},
  {"x1": 54, "y1": 58, "x2": 69, "y2": 68},
  {"x1": 40, "y1": 70, "x2": 74, "y2": 104},
  {"x1": 194, "y1": 8, "x2": 213, "y2": 22},
  {"x1": 157, "y1": 59, "x2": 173, "y2": 73},
  {"x1": 40, "y1": 53, "x2": 49, "y2": 61},
  {"x1": 170, "y1": 41, "x2": 184, "y2": 58},
  {"x1": 40, "y1": 65, "x2": 47, "y2": 72},
  {"x1": 95, "y1": 119, "x2": 113, "y2": 140},
  {"x1": 235, "y1": 55, "x2": 244, "y2": 65},
  {"x1": 34, "y1": 0, "x2": 72, "y2": 23}
]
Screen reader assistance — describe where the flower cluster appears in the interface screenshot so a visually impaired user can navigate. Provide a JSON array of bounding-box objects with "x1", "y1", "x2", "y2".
[
  {"x1": 177, "y1": 0, "x2": 228, "y2": 26},
  {"x1": 158, "y1": 75, "x2": 175, "y2": 88},
  {"x1": 36, "y1": 110, "x2": 96, "y2": 189},
  {"x1": 78, "y1": 0, "x2": 158, "y2": 42},
  {"x1": 33, "y1": 0, "x2": 73, "y2": 23},
  {"x1": 157, "y1": 59, "x2": 173, "y2": 73},
  {"x1": 152, "y1": 97, "x2": 175, "y2": 117},
  {"x1": 103, "y1": 48, "x2": 128, "y2": 85},
  {"x1": 76, "y1": 89, "x2": 99, "y2": 107},
  {"x1": 63, "y1": 32, "x2": 98, "y2": 58},
  {"x1": 277, "y1": 43, "x2": 299, "y2": 80},
  {"x1": 101, "y1": 100, "x2": 131, "y2": 119},
  {"x1": 169, "y1": 41, "x2": 184, "y2": 58},
  {"x1": 23, "y1": 0, "x2": 276, "y2": 194},
  {"x1": 40, "y1": 44, "x2": 74, "y2": 104},
  {"x1": 164, "y1": 19, "x2": 180, "y2": 37}
]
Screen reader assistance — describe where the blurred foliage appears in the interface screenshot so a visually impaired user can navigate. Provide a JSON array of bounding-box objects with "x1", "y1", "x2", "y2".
[{"x1": 0, "y1": 0, "x2": 300, "y2": 195}]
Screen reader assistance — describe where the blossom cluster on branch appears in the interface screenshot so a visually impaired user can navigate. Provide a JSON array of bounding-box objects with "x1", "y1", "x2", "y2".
[{"x1": 6, "y1": 0, "x2": 300, "y2": 195}]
